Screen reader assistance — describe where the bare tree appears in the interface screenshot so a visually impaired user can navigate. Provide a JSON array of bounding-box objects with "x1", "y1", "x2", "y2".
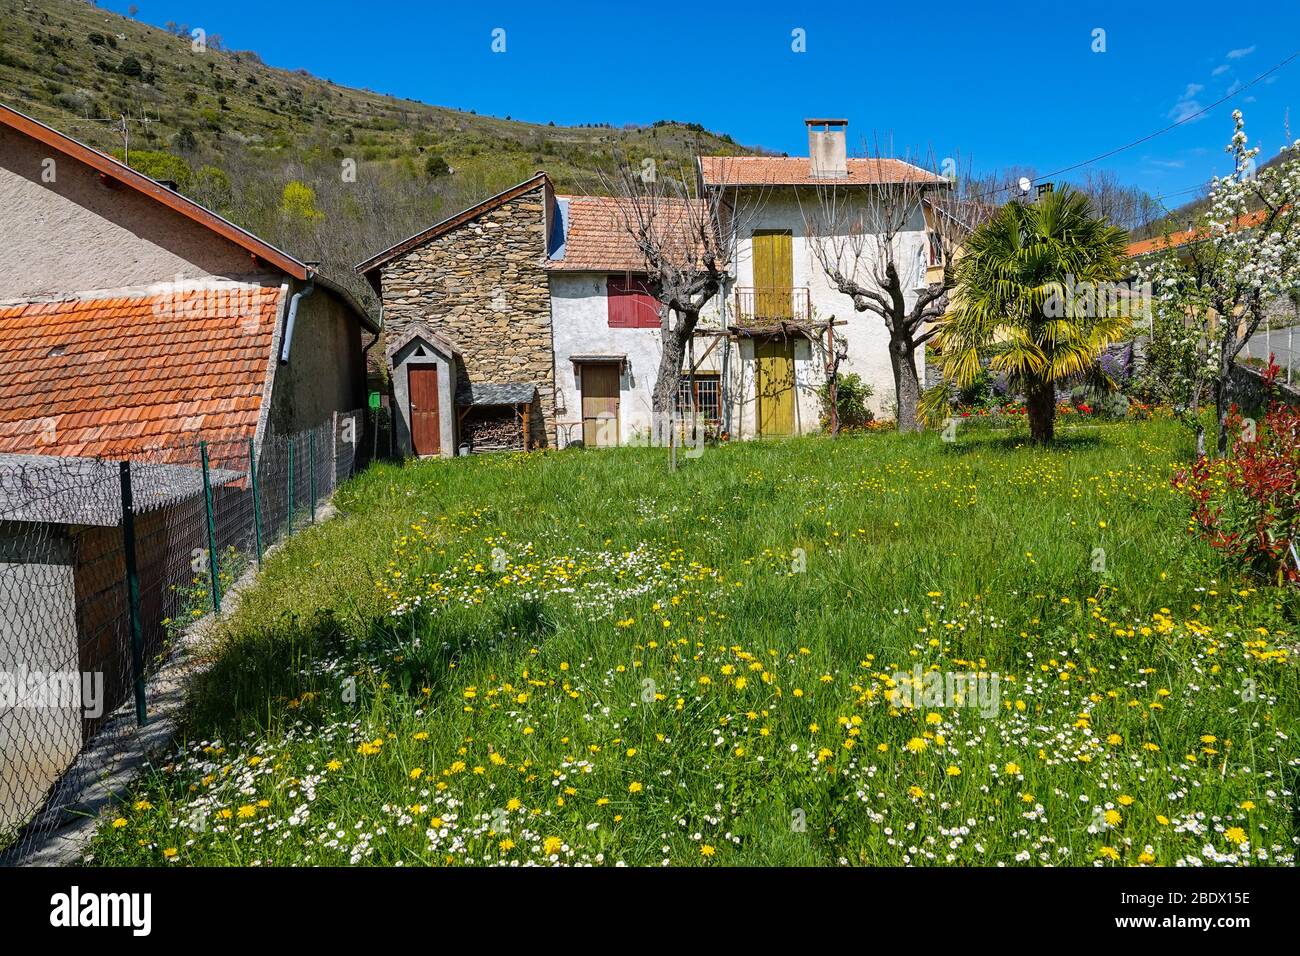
[
  {"x1": 600, "y1": 152, "x2": 762, "y2": 430},
  {"x1": 1074, "y1": 169, "x2": 1161, "y2": 233},
  {"x1": 801, "y1": 147, "x2": 982, "y2": 431}
]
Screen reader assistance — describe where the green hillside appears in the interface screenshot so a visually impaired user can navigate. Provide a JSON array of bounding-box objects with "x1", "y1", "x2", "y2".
[{"x1": 0, "y1": 0, "x2": 757, "y2": 309}]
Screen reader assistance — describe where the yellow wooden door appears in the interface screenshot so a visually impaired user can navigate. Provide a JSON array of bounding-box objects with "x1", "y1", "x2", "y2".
[
  {"x1": 755, "y1": 338, "x2": 795, "y2": 436},
  {"x1": 581, "y1": 363, "x2": 620, "y2": 447},
  {"x1": 753, "y1": 230, "x2": 793, "y2": 319}
]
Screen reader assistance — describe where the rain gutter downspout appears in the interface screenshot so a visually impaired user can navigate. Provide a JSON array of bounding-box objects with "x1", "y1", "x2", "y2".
[{"x1": 279, "y1": 275, "x2": 315, "y2": 364}]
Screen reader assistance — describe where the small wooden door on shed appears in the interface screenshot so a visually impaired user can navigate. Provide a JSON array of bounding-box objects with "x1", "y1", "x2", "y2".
[
  {"x1": 581, "y1": 363, "x2": 620, "y2": 447},
  {"x1": 753, "y1": 229, "x2": 794, "y2": 319},
  {"x1": 409, "y1": 365, "x2": 441, "y2": 456},
  {"x1": 754, "y1": 338, "x2": 795, "y2": 437}
]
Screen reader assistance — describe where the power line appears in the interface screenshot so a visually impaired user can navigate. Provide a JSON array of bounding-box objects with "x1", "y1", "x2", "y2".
[{"x1": 969, "y1": 48, "x2": 1300, "y2": 205}]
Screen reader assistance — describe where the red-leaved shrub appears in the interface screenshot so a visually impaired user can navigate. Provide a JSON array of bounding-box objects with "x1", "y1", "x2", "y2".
[{"x1": 1174, "y1": 363, "x2": 1300, "y2": 585}]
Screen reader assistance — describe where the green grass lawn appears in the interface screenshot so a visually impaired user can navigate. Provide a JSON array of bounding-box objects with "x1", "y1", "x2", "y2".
[{"x1": 88, "y1": 419, "x2": 1299, "y2": 866}]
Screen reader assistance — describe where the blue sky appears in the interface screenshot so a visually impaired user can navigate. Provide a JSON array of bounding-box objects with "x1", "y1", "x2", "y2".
[{"x1": 103, "y1": 0, "x2": 1299, "y2": 208}]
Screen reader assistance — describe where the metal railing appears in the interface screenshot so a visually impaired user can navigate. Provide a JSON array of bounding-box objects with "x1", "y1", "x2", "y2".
[
  {"x1": 733, "y1": 287, "x2": 812, "y2": 325},
  {"x1": 0, "y1": 410, "x2": 367, "y2": 860}
]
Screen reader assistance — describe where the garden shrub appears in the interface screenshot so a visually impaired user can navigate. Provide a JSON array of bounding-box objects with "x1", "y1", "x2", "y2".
[
  {"x1": 1175, "y1": 369, "x2": 1300, "y2": 585},
  {"x1": 819, "y1": 372, "x2": 874, "y2": 431}
]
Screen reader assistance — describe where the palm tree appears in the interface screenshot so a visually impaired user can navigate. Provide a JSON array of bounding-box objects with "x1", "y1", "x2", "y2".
[{"x1": 922, "y1": 188, "x2": 1131, "y2": 443}]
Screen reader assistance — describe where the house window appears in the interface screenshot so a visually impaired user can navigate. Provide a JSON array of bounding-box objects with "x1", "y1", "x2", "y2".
[
  {"x1": 928, "y1": 230, "x2": 944, "y2": 267},
  {"x1": 677, "y1": 373, "x2": 721, "y2": 421},
  {"x1": 607, "y1": 275, "x2": 661, "y2": 329}
]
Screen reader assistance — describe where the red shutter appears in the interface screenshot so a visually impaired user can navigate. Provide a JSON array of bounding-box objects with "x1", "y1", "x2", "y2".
[
  {"x1": 630, "y1": 278, "x2": 661, "y2": 329},
  {"x1": 608, "y1": 276, "x2": 661, "y2": 329},
  {"x1": 607, "y1": 276, "x2": 635, "y2": 328}
]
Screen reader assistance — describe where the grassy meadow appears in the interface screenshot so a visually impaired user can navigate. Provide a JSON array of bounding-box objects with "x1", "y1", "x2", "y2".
[{"x1": 87, "y1": 419, "x2": 1299, "y2": 866}]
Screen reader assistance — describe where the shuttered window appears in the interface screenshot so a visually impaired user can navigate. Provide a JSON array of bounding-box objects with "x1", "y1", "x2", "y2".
[{"x1": 607, "y1": 275, "x2": 661, "y2": 329}]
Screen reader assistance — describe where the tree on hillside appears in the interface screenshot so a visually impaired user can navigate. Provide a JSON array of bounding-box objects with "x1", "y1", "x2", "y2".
[
  {"x1": 921, "y1": 187, "x2": 1132, "y2": 444},
  {"x1": 1073, "y1": 169, "x2": 1162, "y2": 234},
  {"x1": 601, "y1": 153, "x2": 762, "y2": 432},
  {"x1": 1137, "y1": 111, "x2": 1300, "y2": 456},
  {"x1": 801, "y1": 147, "x2": 984, "y2": 432}
]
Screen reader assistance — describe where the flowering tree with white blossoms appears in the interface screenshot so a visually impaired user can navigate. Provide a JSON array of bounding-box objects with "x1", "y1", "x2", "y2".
[{"x1": 1139, "y1": 110, "x2": 1300, "y2": 456}]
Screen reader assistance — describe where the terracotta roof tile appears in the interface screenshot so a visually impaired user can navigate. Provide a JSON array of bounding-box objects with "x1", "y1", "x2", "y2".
[
  {"x1": 547, "y1": 194, "x2": 705, "y2": 273},
  {"x1": 1126, "y1": 208, "x2": 1270, "y2": 258},
  {"x1": 698, "y1": 156, "x2": 942, "y2": 188},
  {"x1": 0, "y1": 285, "x2": 282, "y2": 460}
]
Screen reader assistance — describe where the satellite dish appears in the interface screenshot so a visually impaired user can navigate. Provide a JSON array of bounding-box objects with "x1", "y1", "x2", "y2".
[{"x1": 1018, "y1": 176, "x2": 1032, "y2": 194}]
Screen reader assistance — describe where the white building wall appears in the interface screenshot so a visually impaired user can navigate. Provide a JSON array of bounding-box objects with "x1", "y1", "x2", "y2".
[
  {"x1": 728, "y1": 189, "x2": 931, "y2": 424},
  {"x1": 549, "y1": 273, "x2": 724, "y2": 447},
  {"x1": 548, "y1": 188, "x2": 931, "y2": 446}
]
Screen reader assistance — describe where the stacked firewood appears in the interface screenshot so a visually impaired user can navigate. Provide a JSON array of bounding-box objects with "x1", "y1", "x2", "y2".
[{"x1": 464, "y1": 409, "x2": 522, "y2": 452}]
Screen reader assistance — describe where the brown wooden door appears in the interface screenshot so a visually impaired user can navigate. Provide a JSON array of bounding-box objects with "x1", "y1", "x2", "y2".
[
  {"x1": 409, "y1": 365, "x2": 441, "y2": 456},
  {"x1": 581, "y1": 363, "x2": 620, "y2": 447}
]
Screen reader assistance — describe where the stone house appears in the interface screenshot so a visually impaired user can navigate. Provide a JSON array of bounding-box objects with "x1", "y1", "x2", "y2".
[{"x1": 357, "y1": 174, "x2": 557, "y2": 457}]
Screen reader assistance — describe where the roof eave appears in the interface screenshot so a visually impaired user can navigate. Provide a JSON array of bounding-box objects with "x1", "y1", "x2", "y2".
[{"x1": 0, "y1": 102, "x2": 309, "y2": 281}]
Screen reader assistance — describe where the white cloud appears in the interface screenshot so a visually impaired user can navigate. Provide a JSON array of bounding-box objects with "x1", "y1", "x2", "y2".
[
  {"x1": 1226, "y1": 45, "x2": 1256, "y2": 59},
  {"x1": 1169, "y1": 84, "x2": 1206, "y2": 123},
  {"x1": 1211, "y1": 64, "x2": 1230, "y2": 77}
]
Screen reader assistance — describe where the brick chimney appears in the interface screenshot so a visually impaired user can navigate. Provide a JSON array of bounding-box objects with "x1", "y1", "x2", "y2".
[{"x1": 806, "y1": 118, "x2": 848, "y2": 178}]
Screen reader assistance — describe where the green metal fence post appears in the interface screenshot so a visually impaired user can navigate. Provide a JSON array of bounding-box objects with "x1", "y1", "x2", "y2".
[
  {"x1": 118, "y1": 461, "x2": 147, "y2": 725},
  {"x1": 309, "y1": 428, "x2": 317, "y2": 524},
  {"x1": 249, "y1": 437, "x2": 263, "y2": 568},
  {"x1": 200, "y1": 441, "x2": 222, "y2": 615},
  {"x1": 287, "y1": 437, "x2": 295, "y2": 534}
]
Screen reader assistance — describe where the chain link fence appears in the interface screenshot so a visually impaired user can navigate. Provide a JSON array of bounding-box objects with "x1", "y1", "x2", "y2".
[{"x1": 0, "y1": 410, "x2": 367, "y2": 860}]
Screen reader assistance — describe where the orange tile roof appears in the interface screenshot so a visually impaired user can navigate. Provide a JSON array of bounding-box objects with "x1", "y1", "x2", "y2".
[
  {"x1": 699, "y1": 156, "x2": 942, "y2": 188},
  {"x1": 0, "y1": 285, "x2": 282, "y2": 460},
  {"x1": 547, "y1": 195, "x2": 705, "y2": 272},
  {"x1": 1126, "y1": 208, "x2": 1270, "y2": 257}
]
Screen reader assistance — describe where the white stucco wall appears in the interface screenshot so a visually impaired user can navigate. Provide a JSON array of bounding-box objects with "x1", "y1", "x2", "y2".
[
  {"x1": 548, "y1": 272, "x2": 722, "y2": 447},
  {"x1": 546, "y1": 188, "x2": 928, "y2": 443},
  {"x1": 728, "y1": 189, "x2": 931, "y2": 423}
]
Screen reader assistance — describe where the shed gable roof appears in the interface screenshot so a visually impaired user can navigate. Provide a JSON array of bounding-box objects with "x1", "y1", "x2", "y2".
[{"x1": 386, "y1": 320, "x2": 464, "y2": 360}]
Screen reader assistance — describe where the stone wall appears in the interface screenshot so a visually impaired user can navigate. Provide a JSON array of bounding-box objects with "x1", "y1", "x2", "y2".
[
  {"x1": 378, "y1": 186, "x2": 556, "y2": 448},
  {"x1": 1228, "y1": 360, "x2": 1300, "y2": 413}
]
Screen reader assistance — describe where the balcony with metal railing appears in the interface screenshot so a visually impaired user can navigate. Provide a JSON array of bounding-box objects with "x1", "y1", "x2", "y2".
[{"x1": 733, "y1": 287, "x2": 811, "y2": 328}]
